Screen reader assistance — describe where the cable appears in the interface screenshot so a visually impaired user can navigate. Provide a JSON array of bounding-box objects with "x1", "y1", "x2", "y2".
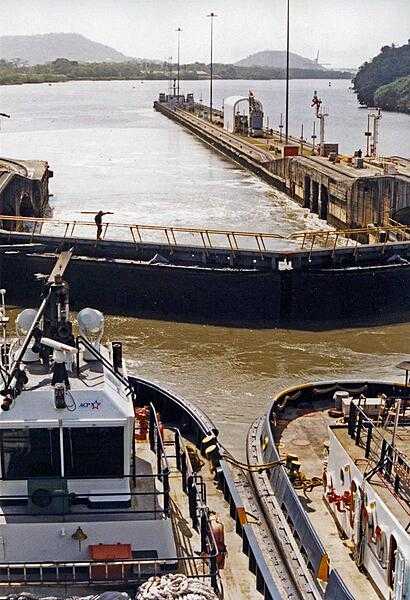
[{"x1": 65, "y1": 389, "x2": 77, "y2": 412}]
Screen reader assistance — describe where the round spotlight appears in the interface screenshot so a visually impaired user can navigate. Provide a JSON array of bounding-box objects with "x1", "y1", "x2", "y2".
[
  {"x1": 16, "y1": 308, "x2": 37, "y2": 338},
  {"x1": 77, "y1": 308, "x2": 104, "y2": 361},
  {"x1": 77, "y1": 308, "x2": 104, "y2": 339}
]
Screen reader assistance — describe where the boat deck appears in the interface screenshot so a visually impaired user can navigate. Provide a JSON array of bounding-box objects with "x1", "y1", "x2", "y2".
[
  {"x1": 163, "y1": 430, "x2": 260, "y2": 600},
  {"x1": 276, "y1": 398, "x2": 380, "y2": 600}
]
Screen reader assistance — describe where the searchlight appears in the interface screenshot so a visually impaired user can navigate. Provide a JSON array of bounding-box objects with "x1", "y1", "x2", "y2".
[{"x1": 77, "y1": 308, "x2": 104, "y2": 361}]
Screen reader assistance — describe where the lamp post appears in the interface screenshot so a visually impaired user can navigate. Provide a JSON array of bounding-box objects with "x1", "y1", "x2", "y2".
[
  {"x1": 207, "y1": 12, "x2": 217, "y2": 122},
  {"x1": 285, "y1": 0, "x2": 290, "y2": 143},
  {"x1": 176, "y1": 27, "x2": 182, "y2": 97}
]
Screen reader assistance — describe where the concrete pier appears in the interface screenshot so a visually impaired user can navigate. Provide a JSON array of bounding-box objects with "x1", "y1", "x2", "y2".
[
  {"x1": 0, "y1": 158, "x2": 52, "y2": 220},
  {"x1": 154, "y1": 99, "x2": 410, "y2": 240}
]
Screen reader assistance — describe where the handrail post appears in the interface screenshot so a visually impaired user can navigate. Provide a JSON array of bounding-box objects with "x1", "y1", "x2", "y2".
[
  {"x1": 348, "y1": 401, "x2": 357, "y2": 438},
  {"x1": 210, "y1": 554, "x2": 218, "y2": 592},
  {"x1": 365, "y1": 424, "x2": 373, "y2": 458},
  {"x1": 149, "y1": 405, "x2": 155, "y2": 452},
  {"x1": 163, "y1": 467, "x2": 170, "y2": 516},
  {"x1": 181, "y1": 450, "x2": 187, "y2": 493},
  {"x1": 156, "y1": 429, "x2": 162, "y2": 478},
  {"x1": 200, "y1": 510, "x2": 207, "y2": 554},
  {"x1": 355, "y1": 411, "x2": 363, "y2": 446},
  {"x1": 175, "y1": 430, "x2": 181, "y2": 471},
  {"x1": 379, "y1": 438, "x2": 387, "y2": 475},
  {"x1": 187, "y1": 476, "x2": 198, "y2": 529}
]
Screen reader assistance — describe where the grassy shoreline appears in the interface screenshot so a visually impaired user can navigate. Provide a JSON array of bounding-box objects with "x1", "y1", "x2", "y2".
[{"x1": 0, "y1": 58, "x2": 353, "y2": 86}]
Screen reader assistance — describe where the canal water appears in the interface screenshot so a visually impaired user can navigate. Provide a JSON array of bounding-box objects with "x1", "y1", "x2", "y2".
[{"x1": 1, "y1": 80, "x2": 410, "y2": 457}]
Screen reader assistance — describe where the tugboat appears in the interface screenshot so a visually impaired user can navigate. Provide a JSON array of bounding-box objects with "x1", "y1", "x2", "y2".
[
  {"x1": 0, "y1": 250, "x2": 265, "y2": 599},
  {"x1": 251, "y1": 378, "x2": 410, "y2": 600}
]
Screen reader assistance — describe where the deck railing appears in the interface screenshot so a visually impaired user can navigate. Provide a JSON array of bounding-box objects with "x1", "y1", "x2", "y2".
[
  {"x1": 0, "y1": 214, "x2": 289, "y2": 255},
  {"x1": 290, "y1": 223, "x2": 410, "y2": 252},
  {"x1": 347, "y1": 401, "x2": 410, "y2": 505},
  {"x1": 0, "y1": 554, "x2": 217, "y2": 587},
  {"x1": 4, "y1": 214, "x2": 410, "y2": 256}
]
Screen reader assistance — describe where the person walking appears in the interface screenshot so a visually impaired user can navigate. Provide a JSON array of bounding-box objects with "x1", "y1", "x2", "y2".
[{"x1": 94, "y1": 211, "x2": 113, "y2": 240}]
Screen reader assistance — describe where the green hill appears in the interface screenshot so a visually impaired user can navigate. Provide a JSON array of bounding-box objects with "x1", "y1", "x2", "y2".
[
  {"x1": 352, "y1": 41, "x2": 410, "y2": 112},
  {"x1": 374, "y1": 76, "x2": 410, "y2": 114}
]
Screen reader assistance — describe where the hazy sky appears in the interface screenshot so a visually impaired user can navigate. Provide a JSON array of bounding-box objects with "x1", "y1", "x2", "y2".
[{"x1": 1, "y1": 0, "x2": 409, "y2": 68}]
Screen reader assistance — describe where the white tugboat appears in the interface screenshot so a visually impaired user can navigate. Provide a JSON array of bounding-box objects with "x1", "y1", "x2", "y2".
[
  {"x1": 0, "y1": 251, "x2": 261, "y2": 599},
  {"x1": 252, "y1": 379, "x2": 410, "y2": 600}
]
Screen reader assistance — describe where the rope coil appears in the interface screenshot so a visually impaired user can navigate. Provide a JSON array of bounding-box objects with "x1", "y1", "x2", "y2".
[{"x1": 136, "y1": 574, "x2": 218, "y2": 600}]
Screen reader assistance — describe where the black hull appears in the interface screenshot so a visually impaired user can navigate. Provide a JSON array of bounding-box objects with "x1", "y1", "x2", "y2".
[{"x1": 4, "y1": 251, "x2": 410, "y2": 329}]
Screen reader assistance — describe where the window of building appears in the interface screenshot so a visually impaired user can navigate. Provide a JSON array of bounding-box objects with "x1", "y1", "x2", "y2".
[
  {"x1": 0, "y1": 428, "x2": 61, "y2": 479},
  {"x1": 63, "y1": 427, "x2": 124, "y2": 478}
]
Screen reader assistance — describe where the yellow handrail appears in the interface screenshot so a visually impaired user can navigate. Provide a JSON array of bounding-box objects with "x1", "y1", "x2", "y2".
[
  {"x1": 0, "y1": 214, "x2": 287, "y2": 255},
  {"x1": 2, "y1": 214, "x2": 409, "y2": 253}
]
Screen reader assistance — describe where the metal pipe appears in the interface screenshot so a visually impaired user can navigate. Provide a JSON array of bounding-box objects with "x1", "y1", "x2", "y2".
[
  {"x1": 176, "y1": 28, "x2": 182, "y2": 97},
  {"x1": 285, "y1": 0, "x2": 290, "y2": 143},
  {"x1": 207, "y1": 13, "x2": 217, "y2": 123}
]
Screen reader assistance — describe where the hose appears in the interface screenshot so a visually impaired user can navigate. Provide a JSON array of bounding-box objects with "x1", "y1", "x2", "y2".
[
  {"x1": 220, "y1": 452, "x2": 284, "y2": 473},
  {"x1": 136, "y1": 574, "x2": 218, "y2": 600}
]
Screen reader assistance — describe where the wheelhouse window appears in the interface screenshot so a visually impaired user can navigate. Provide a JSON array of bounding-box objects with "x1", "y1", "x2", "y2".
[
  {"x1": 0, "y1": 428, "x2": 61, "y2": 480},
  {"x1": 63, "y1": 427, "x2": 124, "y2": 478}
]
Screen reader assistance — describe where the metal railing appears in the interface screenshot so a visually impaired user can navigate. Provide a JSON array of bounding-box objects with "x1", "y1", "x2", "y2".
[
  {"x1": 146, "y1": 405, "x2": 219, "y2": 589},
  {"x1": 175, "y1": 108, "x2": 274, "y2": 164},
  {"x1": 347, "y1": 400, "x2": 410, "y2": 504},
  {"x1": 0, "y1": 554, "x2": 217, "y2": 587},
  {"x1": 4, "y1": 214, "x2": 410, "y2": 257},
  {"x1": 0, "y1": 213, "x2": 289, "y2": 254},
  {"x1": 291, "y1": 223, "x2": 410, "y2": 252}
]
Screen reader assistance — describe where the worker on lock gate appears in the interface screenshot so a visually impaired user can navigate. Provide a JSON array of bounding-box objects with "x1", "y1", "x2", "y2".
[{"x1": 94, "y1": 211, "x2": 113, "y2": 240}]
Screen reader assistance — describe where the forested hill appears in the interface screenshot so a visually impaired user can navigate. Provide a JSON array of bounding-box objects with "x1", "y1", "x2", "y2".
[{"x1": 353, "y1": 41, "x2": 410, "y2": 112}]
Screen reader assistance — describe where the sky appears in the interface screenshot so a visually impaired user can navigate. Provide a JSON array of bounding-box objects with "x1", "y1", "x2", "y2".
[{"x1": 0, "y1": 0, "x2": 409, "y2": 68}]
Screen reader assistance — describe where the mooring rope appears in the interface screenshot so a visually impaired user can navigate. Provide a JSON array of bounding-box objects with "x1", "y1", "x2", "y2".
[{"x1": 136, "y1": 574, "x2": 218, "y2": 600}]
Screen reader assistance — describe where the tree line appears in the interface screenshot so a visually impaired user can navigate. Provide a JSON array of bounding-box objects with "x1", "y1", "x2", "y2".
[
  {"x1": 0, "y1": 57, "x2": 352, "y2": 85},
  {"x1": 352, "y1": 41, "x2": 410, "y2": 113}
]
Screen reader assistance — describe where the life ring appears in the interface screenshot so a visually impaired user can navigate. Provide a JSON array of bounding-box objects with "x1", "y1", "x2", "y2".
[{"x1": 210, "y1": 517, "x2": 227, "y2": 569}]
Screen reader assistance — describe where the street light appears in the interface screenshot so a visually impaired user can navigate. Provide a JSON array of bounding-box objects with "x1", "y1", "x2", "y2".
[
  {"x1": 207, "y1": 12, "x2": 217, "y2": 123},
  {"x1": 285, "y1": 0, "x2": 290, "y2": 143},
  {"x1": 176, "y1": 27, "x2": 182, "y2": 97}
]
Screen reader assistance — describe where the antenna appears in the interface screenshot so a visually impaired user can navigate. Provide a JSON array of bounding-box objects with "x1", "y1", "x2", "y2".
[
  {"x1": 368, "y1": 108, "x2": 382, "y2": 158},
  {"x1": 312, "y1": 91, "x2": 328, "y2": 155},
  {"x1": 299, "y1": 124, "x2": 305, "y2": 155},
  {"x1": 311, "y1": 121, "x2": 317, "y2": 154}
]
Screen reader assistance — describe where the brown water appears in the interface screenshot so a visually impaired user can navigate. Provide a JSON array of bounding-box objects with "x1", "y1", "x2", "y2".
[{"x1": 2, "y1": 80, "x2": 410, "y2": 457}]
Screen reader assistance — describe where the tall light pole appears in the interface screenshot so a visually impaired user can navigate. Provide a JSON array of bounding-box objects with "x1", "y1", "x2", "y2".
[
  {"x1": 207, "y1": 12, "x2": 217, "y2": 122},
  {"x1": 285, "y1": 0, "x2": 290, "y2": 143},
  {"x1": 176, "y1": 27, "x2": 182, "y2": 97}
]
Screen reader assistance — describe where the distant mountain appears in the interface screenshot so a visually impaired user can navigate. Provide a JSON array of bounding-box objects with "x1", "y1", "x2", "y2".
[
  {"x1": 0, "y1": 33, "x2": 132, "y2": 65},
  {"x1": 236, "y1": 50, "x2": 324, "y2": 70}
]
